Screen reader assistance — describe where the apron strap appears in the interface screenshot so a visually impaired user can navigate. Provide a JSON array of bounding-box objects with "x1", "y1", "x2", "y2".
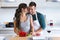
[{"x1": 36, "y1": 13, "x2": 38, "y2": 20}]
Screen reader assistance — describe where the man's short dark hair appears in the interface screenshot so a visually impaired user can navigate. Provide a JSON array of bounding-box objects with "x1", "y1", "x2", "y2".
[{"x1": 29, "y1": 2, "x2": 36, "y2": 7}]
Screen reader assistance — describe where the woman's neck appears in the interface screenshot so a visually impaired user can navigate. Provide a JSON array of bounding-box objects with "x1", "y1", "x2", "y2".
[
  {"x1": 21, "y1": 12, "x2": 26, "y2": 17},
  {"x1": 20, "y1": 12, "x2": 27, "y2": 22}
]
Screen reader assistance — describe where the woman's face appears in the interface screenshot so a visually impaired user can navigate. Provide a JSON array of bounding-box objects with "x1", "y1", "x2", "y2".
[{"x1": 22, "y1": 8, "x2": 28, "y2": 14}]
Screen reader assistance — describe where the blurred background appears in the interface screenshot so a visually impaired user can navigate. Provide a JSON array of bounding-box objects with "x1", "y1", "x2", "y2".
[{"x1": 0, "y1": 0, "x2": 60, "y2": 26}]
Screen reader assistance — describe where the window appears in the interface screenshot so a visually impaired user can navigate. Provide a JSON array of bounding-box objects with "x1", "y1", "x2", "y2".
[
  {"x1": 46, "y1": 0, "x2": 60, "y2": 2},
  {"x1": 5, "y1": 0, "x2": 16, "y2": 2}
]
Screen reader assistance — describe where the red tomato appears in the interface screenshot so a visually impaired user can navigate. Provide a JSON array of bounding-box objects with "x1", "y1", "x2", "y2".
[{"x1": 19, "y1": 31, "x2": 27, "y2": 37}]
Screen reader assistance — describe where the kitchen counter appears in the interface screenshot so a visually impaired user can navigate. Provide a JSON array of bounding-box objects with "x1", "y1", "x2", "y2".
[
  {"x1": 0, "y1": 28, "x2": 14, "y2": 30},
  {"x1": 0, "y1": 32, "x2": 60, "y2": 40},
  {"x1": 0, "y1": 34, "x2": 45, "y2": 40},
  {"x1": 45, "y1": 25, "x2": 60, "y2": 30},
  {"x1": 0, "y1": 25, "x2": 60, "y2": 40},
  {"x1": 0, "y1": 28, "x2": 15, "y2": 34}
]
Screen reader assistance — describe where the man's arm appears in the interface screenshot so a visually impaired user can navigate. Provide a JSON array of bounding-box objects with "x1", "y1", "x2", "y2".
[
  {"x1": 36, "y1": 27, "x2": 43, "y2": 33},
  {"x1": 36, "y1": 13, "x2": 46, "y2": 32}
]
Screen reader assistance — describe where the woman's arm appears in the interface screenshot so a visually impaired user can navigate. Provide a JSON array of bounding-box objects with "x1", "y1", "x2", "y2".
[
  {"x1": 30, "y1": 16, "x2": 37, "y2": 36},
  {"x1": 30, "y1": 16, "x2": 34, "y2": 33},
  {"x1": 14, "y1": 20, "x2": 19, "y2": 35}
]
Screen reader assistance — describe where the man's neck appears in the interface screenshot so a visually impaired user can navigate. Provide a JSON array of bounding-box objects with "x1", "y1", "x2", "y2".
[{"x1": 32, "y1": 11, "x2": 36, "y2": 15}]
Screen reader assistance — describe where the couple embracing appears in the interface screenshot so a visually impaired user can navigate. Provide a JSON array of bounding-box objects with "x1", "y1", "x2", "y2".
[{"x1": 14, "y1": 2, "x2": 46, "y2": 36}]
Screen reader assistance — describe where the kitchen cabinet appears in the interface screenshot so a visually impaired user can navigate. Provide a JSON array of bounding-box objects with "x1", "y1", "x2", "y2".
[
  {"x1": 0, "y1": 0, "x2": 31, "y2": 8},
  {"x1": 0, "y1": 0, "x2": 46, "y2": 8},
  {"x1": 0, "y1": 0, "x2": 60, "y2": 8},
  {"x1": 0, "y1": 3, "x2": 1, "y2": 7},
  {"x1": 0, "y1": 28, "x2": 15, "y2": 34},
  {"x1": 1, "y1": 0, "x2": 21, "y2": 8},
  {"x1": 0, "y1": 28, "x2": 16, "y2": 40}
]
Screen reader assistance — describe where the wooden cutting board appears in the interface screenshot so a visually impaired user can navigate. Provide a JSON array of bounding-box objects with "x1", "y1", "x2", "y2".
[
  {"x1": 9, "y1": 35, "x2": 28, "y2": 40},
  {"x1": 9, "y1": 35, "x2": 31, "y2": 40},
  {"x1": 52, "y1": 37, "x2": 60, "y2": 40}
]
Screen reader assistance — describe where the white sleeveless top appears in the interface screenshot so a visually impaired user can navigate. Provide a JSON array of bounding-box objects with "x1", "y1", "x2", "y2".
[{"x1": 20, "y1": 14, "x2": 31, "y2": 33}]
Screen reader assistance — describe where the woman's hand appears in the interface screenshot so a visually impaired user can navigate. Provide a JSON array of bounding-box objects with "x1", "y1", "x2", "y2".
[{"x1": 30, "y1": 32, "x2": 36, "y2": 36}]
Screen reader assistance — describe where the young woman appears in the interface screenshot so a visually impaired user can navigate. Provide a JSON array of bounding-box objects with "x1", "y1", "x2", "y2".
[{"x1": 14, "y1": 3, "x2": 34, "y2": 35}]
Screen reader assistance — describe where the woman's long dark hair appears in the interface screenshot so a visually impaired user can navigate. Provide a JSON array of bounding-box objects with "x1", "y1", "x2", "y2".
[{"x1": 15, "y1": 3, "x2": 27, "y2": 29}]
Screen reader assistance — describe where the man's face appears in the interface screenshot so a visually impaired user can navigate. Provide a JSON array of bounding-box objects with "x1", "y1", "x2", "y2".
[{"x1": 29, "y1": 6, "x2": 36, "y2": 14}]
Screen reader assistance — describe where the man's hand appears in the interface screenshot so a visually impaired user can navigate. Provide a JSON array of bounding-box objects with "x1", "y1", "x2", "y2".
[
  {"x1": 36, "y1": 27, "x2": 43, "y2": 33},
  {"x1": 30, "y1": 32, "x2": 41, "y2": 36}
]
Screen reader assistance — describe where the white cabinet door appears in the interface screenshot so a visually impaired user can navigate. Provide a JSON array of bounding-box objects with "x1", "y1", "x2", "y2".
[
  {"x1": 1, "y1": 0, "x2": 22, "y2": 7},
  {"x1": 1, "y1": 0, "x2": 32, "y2": 7},
  {"x1": 0, "y1": 0, "x2": 2, "y2": 7}
]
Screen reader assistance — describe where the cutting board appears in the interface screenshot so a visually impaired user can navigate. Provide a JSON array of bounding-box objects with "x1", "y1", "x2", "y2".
[
  {"x1": 10, "y1": 36, "x2": 28, "y2": 40},
  {"x1": 52, "y1": 37, "x2": 60, "y2": 40},
  {"x1": 8, "y1": 35, "x2": 32, "y2": 40}
]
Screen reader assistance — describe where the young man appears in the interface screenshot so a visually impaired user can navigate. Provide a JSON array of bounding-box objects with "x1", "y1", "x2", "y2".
[{"x1": 29, "y1": 2, "x2": 46, "y2": 34}]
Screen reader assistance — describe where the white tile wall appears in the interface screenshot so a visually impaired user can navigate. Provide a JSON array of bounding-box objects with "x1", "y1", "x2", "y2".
[{"x1": 0, "y1": 8, "x2": 16, "y2": 22}]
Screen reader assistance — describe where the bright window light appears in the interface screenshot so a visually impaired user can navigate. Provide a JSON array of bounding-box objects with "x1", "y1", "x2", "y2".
[
  {"x1": 46, "y1": 0, "x2": 60, "y2": 2},
  {"x1": 8, "y1": 0, "x2": 15, "y2": 1},
  {"x1": 57, "y1": 0, "x2": 60, "y2": 1},
  {"x1": 5, "y1": 0, "x2": 15, "y2": 2}
]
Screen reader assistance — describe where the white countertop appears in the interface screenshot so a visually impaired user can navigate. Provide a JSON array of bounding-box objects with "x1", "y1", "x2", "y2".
[
  {"x1": 0, "y1": 28, "x2": 14, "y2": 30},
  {"x1": 0, "y1": 25, "x2": 60, "y2": 40},
  {"x1": 45, "y1": 25, "x2": 60, "y2": 30},
  {"x1": 0, "y1": 34, "x2": 16, "y2": 40},
  {"x1": 0, "y1": 32, "x2": 60, "y2": 40},
  {"x1": 0, "y1": 36, "x2": 5, "y2": 40},
  {"x1": 0, "y1": 31, "x2": 60, "y2": 40}
]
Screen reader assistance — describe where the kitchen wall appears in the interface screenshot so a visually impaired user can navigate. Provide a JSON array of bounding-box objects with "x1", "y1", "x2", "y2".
[
  {"x1": 46, "y1": 8, "x2": 60, "y2": 26},
  {"x1": 0, "y1": 0, "x2": 60, "y2": 26},
  {"x1": 0, "y1": 8, "x2": 16, "y2": 22},
  {"x1": 36, "y1": 7, "x2": 60, "y2": 26}
]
